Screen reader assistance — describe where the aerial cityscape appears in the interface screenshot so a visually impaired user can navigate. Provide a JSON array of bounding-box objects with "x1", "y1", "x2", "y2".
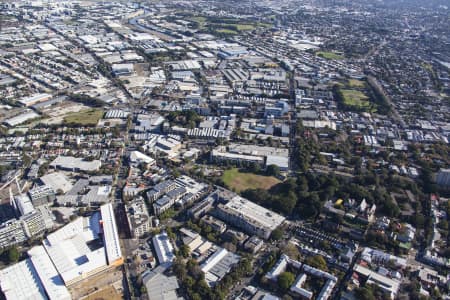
[{"x1": 0, "y1": 0, "x2": 449, "y2": 299}]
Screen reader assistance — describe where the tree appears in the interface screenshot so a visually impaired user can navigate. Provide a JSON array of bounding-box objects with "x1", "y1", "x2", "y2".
[
  {"x1": 298, "y1": 192, "x2": 322, "y2": 219},
  {"x1": 7, "y1": 247, "x2": 19, "y2": 263},
  {"x1": 179, "y1": 244, "x2": 190, "y2": 258},
  {"x1": 278, "y1": 271, "x2": 295, "y2": 291},
  {"x1": 22, "y1": 153, "x2": 32, "y2": 168},
  {"x1": 223, "y1": 242, "x2": 237, "y2": 252},
  {"x1": 173, "y1": 257, "x2": 187, "y2": 279},
  {"x1": 438, "y1": 220, "x2": 448, "y2": 231},
  {"x1": 68, "y1": 93, "x2": 105, "y2": 107},
  {"x1": 140, "y1": 285, "x2": 147, "y2": 294},
  {"x1": 248, "y1": 162, "x2": 261, "y2": 174},
  {"x1": 191, "y1": 293, "x2": 202, "y2": 300},
  {"x1": 354, "y1": 286, "x2": 375, "y2": 300},
  {"x1": 270, "y1": 227, "x2": 283, "y2": 241},
  {"x1": 172, "y1": 168, "x2": 181, "y2": 178},
  {"x1": 305, "y1": 255, "x2": 328, "y2": 271},
  {"x1": 196, "y1": 279, "x2": 211, "y2": 298},
  {"x1": 319, "y1": 240, "x2": 332, "y2": 252},
  {"x1": 166, "y1": 227, "x2": 176, "y2": 241},
  {"x1": 274, "y1": 191, "x2": 297, "y2": 215},
  {"x1": 282, "y1": 243, "x2": 301, "y2": 260},
  {"x1": 238, "y1": 258, "x2": 252, "y2": 276},
  {"x1": 266, "y1": 164, "x2": 280, "y2": 177},
  {"x1": 187, "y1": 258, "x2": 203, "y2": 280},
  {"x1": 241, "y1": 188, "x2": 270, "y2": 205}
]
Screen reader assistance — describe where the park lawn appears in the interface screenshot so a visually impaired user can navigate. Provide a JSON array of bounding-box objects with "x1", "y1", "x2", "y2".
[
  {"x1": 258, "y1": 22, "x2": 273, "y2": 28},
  {"x1": 63, "y1": 19, "x2": 77, "y2": 25},
  {"x1": 188, "y1": 16, "x2": 207, "y2": 28},
  {"x1": 341, "y1": 89, "x2": 370, "y2": 108},
  {"x1": 63, "y1": 108, "x2": 103, "y2": 126},
  {"x1": 316, "y1": 51, "x2": 344, "y2": 60},
  {"x1": 188, "y1": 15, "x2": 262, "y2": 34},
  {"x1": 221, "y1": 168, "x2": 280, "y2": 193},
  {"x1": 215, "y1": 28, "x2": 239, "y2": 35},
  {"x1": 189, "y1": 16, "x2": 207, "y2": 23},
  {"x1": 235, "y1": 24, "x2": 256, "y2": 31},
  {"x1": 421, "y1": 62, "x2": 433, "y2": 72},
  {"x1": 348, "y1": 79, "x2": 366, "y2": 88}
]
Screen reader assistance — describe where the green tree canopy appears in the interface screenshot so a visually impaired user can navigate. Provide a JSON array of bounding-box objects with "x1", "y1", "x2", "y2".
[
  {"x1": 270, "y1": 227, "x2": 283, "y2": 241},
  {"x1": 7, "y1": 247, "x2": 19, "y2": 263},
  {"x1": 354, "y1": 286, "x2": 375, "y2": 300},
  {"x1": 278, "y1": 271, "x2": 295, "y2": 291},
  {"x1": 305, "y1": 255, "x2": 328, "y2": 271},
  {"x1": 266, "y1": 164, "x2": 280, "y2": 177},
  {"x1": 179, "y1": 244, "x2": 190, "y2": 258}
]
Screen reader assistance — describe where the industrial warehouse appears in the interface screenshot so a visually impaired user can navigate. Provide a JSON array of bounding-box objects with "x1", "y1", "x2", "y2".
[{"x1": 0, "y1": 203, "x2": 122, "y2": 299}]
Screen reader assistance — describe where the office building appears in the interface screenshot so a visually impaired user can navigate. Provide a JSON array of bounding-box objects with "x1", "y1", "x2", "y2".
[
  {"x1": 28, "y1": 185, "x2": 56, "y2": 207},
  {"x1": 215, "y1": 195, "x2": 285, "y2": 239},
  {"x1": 126, "y1": 197, "x2": 151, "y2": 238},
  {"x1": 0, "y1": 219, "x2": 27, "y2": 249}
]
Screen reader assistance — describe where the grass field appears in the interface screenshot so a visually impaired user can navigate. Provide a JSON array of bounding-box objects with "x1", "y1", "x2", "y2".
[
  {"x1": 189, "y1": 16, "x2": 207, "y2": 23},
  {"x1": 348, "y1": 79, "x2": 366, "y2": 88},
  {"x1": 221, "y1": 168, "x2": 280, "y2": 193},
  {"x1": 63, "y1": 108, "x2": 103, "y2": 126},
  {"x1": 341, "y1": 89, "x2": 371, "y2": 109},
  {"x1": 316, "y1": 51, "x2": 344, "y2": 60},
  {"x1": 421, "y1": 62, "x2": 433, "y2": 72},
  {"x1": 235, "y1": 24, "x2": 256, "y2": 31},
  {"x1": 187, "y1": 15, "x2": 263, "y2": 35},
  {"x1": 187, "y1": 16, "x2": 207, "y2": 29},
  {"x1": 215, "y1": 28, "x2": 239, "y2": 35},
  {"x1": 84, "y1": 286, "x2": 122, "y2": 300},
  {"x1": 214, "y1": 24, "x2": 256, "y2": 35}
]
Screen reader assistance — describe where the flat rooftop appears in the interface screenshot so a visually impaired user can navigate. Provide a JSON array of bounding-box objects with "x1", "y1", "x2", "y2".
[
  {"x1": 101, "y1": 203, "x2": 122, "y2": 264},
  {"x1": 354, "y1": 264, "x2": 400, "y2": 296},
  {"x1": 222, "y1": 195, "x2": 285, "y2": 230},
  {"x1": 228, "y1": 143, "x2": 289, "y2": 157},
  {"x1": 40, "y1": 172, "x2": 73, "y2": 194},
  {"x1": 28, "y1": 246, "x2": 71, "y2": 300},
  {"x1": 152, "y1": 232, "x2": 175, "y2": 265},
  {"x1": 0, "y1": 259, "x2": 46, "y2": 300},
  {"x1": 0, "y1": 204, "x2": 122, "y2": 298},
  {"x1": 50, "y1": 156, "x2": 101, "y2": 172},
  {"x1": 43, "y1": 213, "x2": 107, "y2": 285},
  {"x1": 43, "y1": 203, "x2": 121, "y2": 285}
]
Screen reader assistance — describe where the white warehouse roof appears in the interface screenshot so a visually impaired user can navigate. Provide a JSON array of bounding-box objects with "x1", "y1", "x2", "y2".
[
  {"x1": 152, "y1": 232, "x2": 175, "y2": 265},
  {"x1": 100, "y1": 203, "x2": 122, "y2": 264},
  {"x1": 0, "y1": 259, "x2": 47, "y2": 300},
  {"x1": 28, "y1": 246, "x2": 71, "y2": 300}
]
